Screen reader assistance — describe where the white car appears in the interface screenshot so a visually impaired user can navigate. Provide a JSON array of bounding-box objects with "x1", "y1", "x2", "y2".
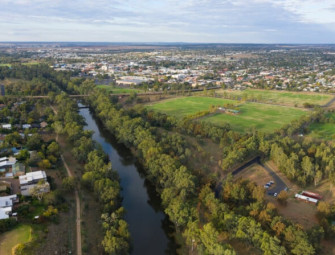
[{"x1": 274, "y1": 193, "x2": 278, "y2": 197}]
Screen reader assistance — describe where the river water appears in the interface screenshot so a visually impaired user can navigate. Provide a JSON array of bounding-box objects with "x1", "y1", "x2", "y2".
[{"x1": 79, "y1": 107, "x2": 177, "y2": 255}]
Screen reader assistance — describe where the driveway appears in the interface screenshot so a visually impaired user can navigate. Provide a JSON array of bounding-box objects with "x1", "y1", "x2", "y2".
[{"x1": 259, "y1": 161, "x2": 287, "y2": 195}]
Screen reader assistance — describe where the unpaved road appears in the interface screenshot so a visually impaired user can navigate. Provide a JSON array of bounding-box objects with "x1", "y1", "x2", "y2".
[{"x1": 53, "y1": 106, "x2": 82, "y2": 255}]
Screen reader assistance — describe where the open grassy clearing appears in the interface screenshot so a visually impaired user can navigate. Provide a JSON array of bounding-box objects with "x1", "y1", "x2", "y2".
[
  {"x1": 147, "y1": 96, "x2": 237, "y2": 116},
  {"x1": 147, "y1": 96, "x2": 308, "y2": 133},
  {"x1": 308, "y1": 123, "x2": 335, "y2": 140},
  {"x1": 0, "y1": 225, "x2": 32, "y2": 255},
  {"x1": 97, "y1": 85, "x2": 143, "y2": 94},
  {"x1": 203, "y1": 102, "x2": 308, "y2": 133},
  {"x1": 0, "y1": 62, "x2": 40, "y2": 68},
  {"x1": 308, "y1": 113, "x2": 335, "y2": 140},
  {"x1": 216, "y1": 89, "x2": 333, "y2": 107}
]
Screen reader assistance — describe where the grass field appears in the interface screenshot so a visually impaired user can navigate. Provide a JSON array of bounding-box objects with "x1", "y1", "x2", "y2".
[
  {"x1": 216, "y1": 89, "x2": 333, "y2": 107},
  {"x1": 0, "y1": 225, "x2": 32, "y2": 255},
  {"x1": 147, "y1": 96, "x2": 308, "y2": 133},
  {"x1": 97, "y1": 85, "x2": 143, "y2": 94},
  {"x1": 0, "y1": 62, "x2": 40, "y2": 68},
  {"x1": 147, "y1": 97, "x2": 236, "y2": 116},
  {"x1": 308, "y1": 113, "x2": 335, "y2": 140}
]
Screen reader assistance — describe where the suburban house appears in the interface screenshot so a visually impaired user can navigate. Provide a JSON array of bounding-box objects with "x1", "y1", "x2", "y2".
[
  {"x1": 0, "y1": 157, "x2": 25, "y2": 178},
  {"x1": 1, "y1": 124, "x2": 12, "y2": 130},
  {"x1": 0, "y1": 194, "x2": 18, "y2": 220},
  {"x1": 0, "y1": 157, "x2": 16, "y2": 169},
  {"x1": 19, "y1": 171, "x2": 50, "y2": 196}
]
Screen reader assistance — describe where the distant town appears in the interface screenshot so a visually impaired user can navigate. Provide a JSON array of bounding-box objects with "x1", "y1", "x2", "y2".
[{"x1": 0, "y1": 42, "x2": 335, "y2": 255}]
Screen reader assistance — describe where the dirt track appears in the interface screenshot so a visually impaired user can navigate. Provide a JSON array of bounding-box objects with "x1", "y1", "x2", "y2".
[{"x1": 53, "y1": 106, "x2": 82, "y2": 255}]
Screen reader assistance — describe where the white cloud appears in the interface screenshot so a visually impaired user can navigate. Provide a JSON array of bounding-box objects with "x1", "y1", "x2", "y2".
[
  {"x1": 0, "y1": 0, "x2": 334, "y2": 42},
  {"x1": 276, "y1": 0, "x2": 335, "y2": 24},
  {"x1": 239, "y1": 0, "x2": 335, "y2": 24}
]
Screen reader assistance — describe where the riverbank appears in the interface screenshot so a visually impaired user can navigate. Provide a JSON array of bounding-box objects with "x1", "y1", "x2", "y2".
[{"x1": 79, "y1": 106, "x2": 178, "y2": 254}]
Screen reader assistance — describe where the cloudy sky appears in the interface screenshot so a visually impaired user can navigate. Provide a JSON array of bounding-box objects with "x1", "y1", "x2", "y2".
[{"x1": 0, "y1": 0, "x2": 335, "y2": 43}]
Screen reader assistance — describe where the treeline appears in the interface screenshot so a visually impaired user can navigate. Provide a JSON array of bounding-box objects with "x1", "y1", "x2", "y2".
[
  {"x1": 88, "y1": 91, "x2": 237, "y2": 254},
  {"x1": 52, "y1": 93, "x2": 130, "y2": 254},
  {"x1": 0, "y1": 64, "x2": 72, "y2": 95},
  {"x1": 86, "y1": 89, "x2": 319, "y2": 254},
  {"x1": 279, "y1": 108, "x2": 325, "y2": 136},
  {"x1": 129, "y1": 106, "x2": 233, "y2": 143},
  {"x1": 270, "y1": 137, "x2": 335, "y2": 186},
  {"x1": 0, "y1": 98, "x2": 54, "y2": 126}
]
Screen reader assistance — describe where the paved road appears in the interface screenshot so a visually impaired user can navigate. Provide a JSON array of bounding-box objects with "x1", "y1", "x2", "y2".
[
  {"x1": 216, "y1": 156, "x2": 287, "y2": 197},
  {"x1": 323, "y1": 95, "x2": 335, "y2": 108},
  {"x1": 259, "y1": 161, "x2": 287, "y2": 195}
]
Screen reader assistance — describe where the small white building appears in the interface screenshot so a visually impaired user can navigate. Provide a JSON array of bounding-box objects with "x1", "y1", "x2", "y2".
[
  {"x1": 0, "y1": 194, "x2": 18, "y2": 220},
  {"x1": 22, "y1": 124, "x2": 31, "y2": 129},
  {"x1": 1, "y1": 124, "x2": 11, "y2": 130},
  {"x1": 295, "y1": 194, "x2": 318, "y2": 204},
  {"x1": 19, "y1": 171, "x2": 50, "y2": 196},
  {"x1": 0, "y1": 157, "x2": 17, "y2": 169}
]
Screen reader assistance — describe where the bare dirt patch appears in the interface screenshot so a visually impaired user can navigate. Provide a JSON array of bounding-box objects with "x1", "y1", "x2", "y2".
[
  {"x1": 234, "y1": 163, "x2": 272, "y2": 187},
  {"x1": 273, "y1": 197, "x2": 318, "y2": 229},
  {"x1": 321, "y1": 240, "x2": 335, "y2": 255}
]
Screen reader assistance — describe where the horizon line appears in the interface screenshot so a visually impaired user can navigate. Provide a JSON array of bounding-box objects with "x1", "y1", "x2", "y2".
[{"x1": 1, "y1": 41, "x2": 335, "y2": 45}]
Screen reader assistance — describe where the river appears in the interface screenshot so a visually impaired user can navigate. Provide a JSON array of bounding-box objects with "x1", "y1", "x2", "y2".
[{"x1": 79, "y1": 107, "x2": 177, "y2": 255}]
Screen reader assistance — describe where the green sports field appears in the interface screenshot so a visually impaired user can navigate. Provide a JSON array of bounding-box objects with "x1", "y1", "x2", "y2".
[
  {"x1": 97, "y1": 85, "x2": 143, "y2": 94},
  {"x1": 147, "y1": 96, "x2": 308, "y2": 133},
  {"x1": 216, "y1": 89, "x2": 333, "y2": 107}
]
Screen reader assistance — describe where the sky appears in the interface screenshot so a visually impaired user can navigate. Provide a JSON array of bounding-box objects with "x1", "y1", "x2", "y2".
[{"x1": 0, "y1": 0, "x2": 335, "y2": 43}]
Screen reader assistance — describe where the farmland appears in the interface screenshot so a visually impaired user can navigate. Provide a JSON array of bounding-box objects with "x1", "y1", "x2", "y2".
[
  {"x1": 216, "y1": 89, "x2": 333, "y2": 107},
  {"x1": 147, "y1": 96, "x2": 308, "y2": 133},
  {"x1": 96, "y1": 85, "x2": 143, "y2": 94}
]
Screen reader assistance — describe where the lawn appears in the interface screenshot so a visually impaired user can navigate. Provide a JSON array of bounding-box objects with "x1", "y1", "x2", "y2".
[
  {"x1": 147, "y1": 96, "x2": 308, "y2": 133},
  {"x1": 0, "y1": 225, "x2": 32, "y2": 255},
  {"x1": 216, "y1": 89, "x2": 333, "y2": 107},
  {"x1": 307, "y1": 113, "x2": 335, "y2": 140},
  {"x1": 308, "y1": 123, "x2": 335, "y2": 140},
  {"x1": 147, "y1": 97, "x2": 236, "y2": 117},
  {"x1": 0, "y1": 62, "x2": 40, "y2": 68},
  {"x1": 96, "y1": 85, "x2": 143, "y2": 94},
  {"x1": 203, "y1": 102, "x2": 308, "y2": 133}
]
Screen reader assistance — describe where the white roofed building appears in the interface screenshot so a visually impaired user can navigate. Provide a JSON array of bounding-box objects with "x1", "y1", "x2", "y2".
[
  {"x1": 19, "y1": 171, "x2": 50, "y2": 196},
  {"x1": 0, "y1": 194, "x2": 18, "y2": 220}
]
